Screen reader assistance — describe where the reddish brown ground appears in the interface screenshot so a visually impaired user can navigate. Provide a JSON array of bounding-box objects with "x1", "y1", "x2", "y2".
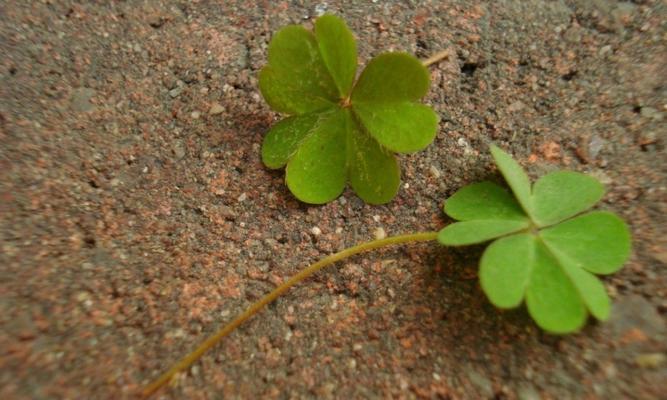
[{"x1": 1, "y1": 1, "x2": 665, "y2": 399}]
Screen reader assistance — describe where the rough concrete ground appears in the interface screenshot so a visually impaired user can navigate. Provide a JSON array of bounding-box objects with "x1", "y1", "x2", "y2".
[{"x1": 1, "y1": 0, "x2": 666, "y2": 399}]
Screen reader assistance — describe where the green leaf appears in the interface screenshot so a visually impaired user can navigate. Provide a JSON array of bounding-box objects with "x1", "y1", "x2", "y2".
[
  {"x1": 438, "y1": 220, "x2": 530, "y2": 246},
  {"x1": 525, "y1": 241, "x2": 588, "y2": 333},
  {"x1": 346, "y1": 111, "x2": 400, "y2": 204},
  {"x1": 480, "y1": 233, "x2": 534, "y2": 308},
  {"x1": 540, "y1": 211, "x2": 631, "y2": 275},
  {"x1": 259, "y1": 25, "x2": 339, "y2": 115},
  {"x1": 285, "y1": 110, "x2": 347, "y2": 204},
  {"x1": 441, "y1": 147, "x2": 632, "y2": 334},
  {"x1": 352, "y1": 102, "x2": 438, "y2": 153},
  {"x1": 314, "y1": 15, "x2": 357, "y2": 97},
  {"x1": 558, "y1": 261, "x2": 611, "y2": 321},
  {"x1": 351, "y1": 53, "x2": 430, "y2": 102},
  {"x1": 480, "y1": 232, "x2": 603, "y2": 332},
  {"x1": 531, "y1": 171, "x2": 605, "y2": 227},
  {"x1": 490, "y1": 145, "x2": 533, "y2": 216},
  {"x1": 259, "y1": 16, "x2": 439, "y2": 205},
  {"x1": 444, "y1": 181, "x2": 528, "y2": 221},
  {"x1": 350, "y1": 53, "x2": 437, "y2": 153},
  {"x1": 261, "y1": 113, "x2": 320, "y2": 169}
]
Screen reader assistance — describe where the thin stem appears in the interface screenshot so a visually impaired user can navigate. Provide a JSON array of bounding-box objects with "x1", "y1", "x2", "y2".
[
  {"x1": 422, "y1": 49, "x2": 452, "y2": 67},
  {"x1": 141, "y1": 231, "x2": 439, "y2": 398}
]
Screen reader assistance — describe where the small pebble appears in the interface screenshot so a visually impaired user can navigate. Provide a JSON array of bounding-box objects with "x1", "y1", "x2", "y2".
[
  {"x1": 169, "y1": 87, "x2": 183, "y2": 98},
  {"x1": 541, "y1": 141, "x2": 561, "y2": 161},
  {"x1": 237, "y1": 193, "x2": 247, "y2": 202},
  {"x1": 589, "y1": 135, "x2": 605, "y2": 158},
  {"x1": 508, "y1": 100, "x2": 525, "y2": 112},
  {"x1": 311, "y1": 226, "x2": 322, "y2": 236},
  {"x1": 599, "y1": 45, "x2": 613, "y2": 57},
  {"x1": 173, "y1": 142, "x2": 186, "y2": 159},
  {"x1": 429, "y1": 165, "x2": 441, "y2": 179},
  {"x1": 457, "y1": 137, "x2": 474, "y2": 155},
  {"x1": 640, "y1": 107, "x2": 663, "y2": 122},
  {"x1": 76, "y1": 292, "x2": 93, "y2": 309},
  {"x1": 314, "y1": 2, "x2": 328, "y2": 17},
  {"x1": 209, "y1": 103, "x2": 225, "y2": 115},
  {"x1": 590, "y1": 170, "x2": 612, "y2": 186},
  {"x1": 191, "y1": 111, "x2": 201, "y2": 119},
  {"x1": 638, "y1": 131, "x2": 658, "y2": 147},
  {"x1": 635, "y1": 353, "x2": 666, "y2": 369},
  {"x1": 3, "y1": 243, "x2": 17, "y2": 257},
  {"x1": 374, "y1": 227, "x2": 386, "y2": 240}
]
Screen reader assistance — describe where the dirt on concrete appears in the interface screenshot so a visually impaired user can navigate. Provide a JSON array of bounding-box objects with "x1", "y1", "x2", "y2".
[{"x1": 1, "y1": 1, "x2": 666, "y2": 399}]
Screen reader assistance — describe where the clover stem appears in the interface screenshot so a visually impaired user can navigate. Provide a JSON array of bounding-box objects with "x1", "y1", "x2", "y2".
[
  {"x1": 422, "y1": 49, "x2": 452, "y2": 67},
  {"x1": 141, "y1": 231, "x2": 439, "y2": 398}
]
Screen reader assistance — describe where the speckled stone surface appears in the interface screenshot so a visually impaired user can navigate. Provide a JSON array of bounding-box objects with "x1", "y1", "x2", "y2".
[{"x1": 1, "y1": 1, "x2": 665, "y2": 399}]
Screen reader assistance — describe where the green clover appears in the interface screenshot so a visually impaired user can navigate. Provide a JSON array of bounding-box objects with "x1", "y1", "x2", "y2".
[
  {"x1": 438, "y1": 145, "x2": 631, "y2": 333},
  {"x1": 259, "y1": 14, "x2": 438, "y2": 204}
]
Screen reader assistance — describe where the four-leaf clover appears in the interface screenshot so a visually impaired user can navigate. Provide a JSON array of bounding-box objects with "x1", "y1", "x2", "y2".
[
  {"x1": 438, "y1": 145, "x2": 631, "y2": 333},
  {"x1": 259, "y1": 14, "x2": 438, "y2": 204}
]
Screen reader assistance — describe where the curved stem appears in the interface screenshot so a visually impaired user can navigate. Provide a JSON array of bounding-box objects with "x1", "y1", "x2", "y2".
[
  {"x1": 141, "y1": 231, "x2": 438, "y2": 398},
  {"x1": 422, "y1": 49, "x2": 452, "y2": 67}
]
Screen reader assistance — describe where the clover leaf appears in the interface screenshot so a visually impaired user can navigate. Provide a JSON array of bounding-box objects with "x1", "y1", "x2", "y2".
[
  {"x1": 438, "y1": 145, "x2": 631, "y2": 333},
  {"x1": 259, "y1": 14, "x2": 438, "y2": 204}
]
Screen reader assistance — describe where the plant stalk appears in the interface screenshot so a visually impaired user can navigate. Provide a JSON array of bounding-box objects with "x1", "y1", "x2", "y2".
[
  {"x1": 141, "y1": 231, "x2": 439, "y2": 398},
  {"x1": 422, "y1": 49, "x2": 452, "y2": 67}
]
